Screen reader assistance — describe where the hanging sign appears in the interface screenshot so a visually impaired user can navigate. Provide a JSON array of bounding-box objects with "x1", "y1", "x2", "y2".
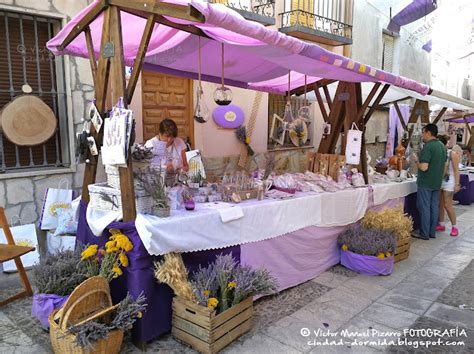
[{"x1": 213, "y1": 104, "x2": 245, "y2": 129}]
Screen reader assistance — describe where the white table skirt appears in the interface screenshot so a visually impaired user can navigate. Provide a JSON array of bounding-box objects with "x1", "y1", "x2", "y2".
[
  {"x1": 86, "y1": 181, "x2": 416, "y2": 256},
  {"x1": 371, "y1": 179, "x2": 417, "y2": 206}
]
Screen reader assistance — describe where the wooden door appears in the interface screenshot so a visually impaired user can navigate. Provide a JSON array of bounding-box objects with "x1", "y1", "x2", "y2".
[{"x1": 141, "y1": 71, "x2": 194, "y2": 146}]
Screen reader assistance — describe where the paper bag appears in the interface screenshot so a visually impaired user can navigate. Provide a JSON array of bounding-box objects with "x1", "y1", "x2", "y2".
[
  {"x1": 0, "y1": 221, "x2": 39, "y2": 272},
  {"x1": 345, "y1": 123, "x2": 362, "y2": 165},
  {"x1": 39, "y1": 180, "x2": 74, "y2": 230}
]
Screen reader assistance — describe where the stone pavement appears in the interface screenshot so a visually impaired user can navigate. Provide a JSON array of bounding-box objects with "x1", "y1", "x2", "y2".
[{"x1": 0, "y1": 204, "x2": 473, "y2": 353}]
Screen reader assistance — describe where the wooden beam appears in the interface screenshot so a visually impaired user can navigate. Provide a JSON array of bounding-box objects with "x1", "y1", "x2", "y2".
[
  {"x1": 59, "y1": 0, "x2": 108, "y2": 51},
  {"x1": 126, "y1": 14, "x2": 156, "y2": 104},
  {"x1": 81, "y1": 7, "x2": 112, "y2": 203},
  {"x1": 379, "y1": 96, "x2": 411, "y2": 107},
  {"x1": 355, "y1": 82, "x2": 380, "y2": 123},
  {"x1": 323, "y1": 85, "x2": 332, "y2": 109},
  {"x1": 109, "y1": 5, "x2": 136, "y2": 221},
  {"x1": 316, "y1": 79, "x2": 338, "y2": 88},
  {"x1": 463, "y1": 117, "x2": 472, "y2": 135},
  {"x1": 364, "y1": 84, "x2": 390, "y2": 124},
  {"x1": 342, "y1": 83, "x2": 358, "y2": 154},
  {"x1": 314, "y1": 87, "x2": 329, "y2": 122},
  {"x1": 318, "y1": 82, "x2": 347, "y2": 154},
  {"x1": 290, "y1": 79, "x2": 337, "y2": 96},
  {"x1": 432, "y1": 107, "x2": 447, "y2": 125},
  {"x1": 84, "y1": 26, "x2": 98, "y2": 88},
  {"x1": 393, "y1": 102, "x2": 408, "y2": 131},
  {"x1": 109, "y1": 0, "x2": 205, "y2": 23}
]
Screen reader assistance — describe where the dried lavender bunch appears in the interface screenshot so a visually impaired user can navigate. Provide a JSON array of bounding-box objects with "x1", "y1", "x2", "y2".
[
  {"x1": 111, "y1": 292, "x2": 147, "y2": 331},
  {"x1": 231, "y1": 266, "x2": 277, "y2": 306},
  {"x1": 213, "y1": 254, "x2": 238, "y2": 312},
  {"x1": 191, "y1": 263, "x2": 219, "y2": 306},
  {"x1": 135, "y1": 166, "x2": 169, "y2": 208},
  {"x1": 32, "y1": 248, "x2": 88, "y2": 296},
  {"x1": 69, "y1": 292, "x2": 147, "y2": 349},
  {"x1": 235, "y1": 126, "x2": 254, "y2": 156},
  {"x1": 69, "y1": 320, "x2": 109, "y2": 350}
]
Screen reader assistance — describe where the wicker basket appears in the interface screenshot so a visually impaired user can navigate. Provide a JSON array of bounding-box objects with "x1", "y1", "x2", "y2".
[
  {"x1": 88, "y1": 183, "x2": 154, "y2": 214},
  {"x1": 105, "y1": 165, "x2": 157, "y2": 191},
  {"x1": 48, "y1": 276, "x2": 124, "y2": 354}
]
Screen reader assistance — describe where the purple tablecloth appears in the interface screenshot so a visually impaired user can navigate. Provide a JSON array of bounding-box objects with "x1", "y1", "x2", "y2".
[
  {"x1": 76, "y1": 200, "x2": 239, "y2": 343},
  {"x1": 454, "y1": 174, "x2": 474, "y2": 205}
]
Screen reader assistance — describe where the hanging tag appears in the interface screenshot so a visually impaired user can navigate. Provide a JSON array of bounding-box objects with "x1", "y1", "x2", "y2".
[
  {"x1": 87, "y1": 136, "x2": 99, "y2": 156},
  {"x1": 89, "y1": 102, "x2": 103, "y2": 133}
]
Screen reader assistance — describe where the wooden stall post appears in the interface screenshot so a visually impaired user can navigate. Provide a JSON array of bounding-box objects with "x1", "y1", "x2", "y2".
[{"x1": 108, "y1": 5, "x2": 137, "y2": 221}]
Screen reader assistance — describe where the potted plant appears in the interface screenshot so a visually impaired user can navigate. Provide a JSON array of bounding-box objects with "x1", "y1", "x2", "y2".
[
  {"x1": 31, "y1": 249, "x2": 88, "y2": 329},
  {"x1": 135, "y1": 166, "x2": 171, "y2": 217},
  {"x1": 188, "y1": 170, "x2": 203, "y2": 189},
  {"x1": 337, "y1": 225, "x2": 397, "y2": 276},
  {"x1": 155, "y1": 253, "x2": 277, "y2": 353}
]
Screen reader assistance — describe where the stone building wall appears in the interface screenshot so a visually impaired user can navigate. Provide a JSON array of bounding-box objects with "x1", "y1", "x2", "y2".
[{"x1": 0, "y1": 0, "x2": 96, "y2": 252}]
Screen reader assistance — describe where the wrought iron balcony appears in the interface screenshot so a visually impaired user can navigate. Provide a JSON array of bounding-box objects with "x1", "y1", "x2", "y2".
[
  {"x1": 279, "y1": 9, "x2": 353, "y2": 46},
  {"x1": 208, "y1": 0, "x2": 275, "y2": 26}
]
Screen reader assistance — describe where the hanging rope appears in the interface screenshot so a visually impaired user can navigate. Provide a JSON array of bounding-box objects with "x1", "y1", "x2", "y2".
[
  {"x1": 304, "y1": 75, "x2": 307, "y2": 106},
  {"x1": 198, "y1": 36, "x2": 202, "y2": 92},
  {"x1": 287, "y1": 70, "x2": 291, "y2": 103},
  {"x1": 221, "y1": 43, "x2": 225, "y2": 89}
]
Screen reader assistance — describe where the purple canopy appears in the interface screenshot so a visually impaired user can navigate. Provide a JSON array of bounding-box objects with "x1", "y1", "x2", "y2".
[
  {"x1": 448, "y1": 115, "x2": 474, "y2": 124},
  {"x1": 47, "y1": 0, "x2": 430, "y2": 95},
  {"x1": 387, "y1": 0, "x2": 437, "y2": 34}
]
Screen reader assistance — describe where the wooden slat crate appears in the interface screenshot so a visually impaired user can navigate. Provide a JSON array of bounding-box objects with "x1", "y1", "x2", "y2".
[
  {"x1": 307, "y1": 153, "x2": 345, "y2": 181},
  {"x1": 172, "y1": 296, "x2": 253, "y2": 354},
  {"x1": 394, "y1": 237, "x2": 410, "y2": 263}
]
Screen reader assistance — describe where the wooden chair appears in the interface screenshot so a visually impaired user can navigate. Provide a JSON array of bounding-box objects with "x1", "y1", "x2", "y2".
[{"x1": 0, "y1": 207, "x2": 35, "y2": 307}]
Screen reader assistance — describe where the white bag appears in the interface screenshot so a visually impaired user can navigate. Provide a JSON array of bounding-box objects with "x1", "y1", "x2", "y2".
[
  {"x1": 0, "y1": 217, "x2": 39, "y2": 272},
  {"x1": 345, "y1": 123, "x2": 362, "y2": 165},
  {"x1": 46, "y1": 231, "x2": 76, "y2": 255},
  {"x1": 39, "y1": 180, "x2": 75, "y2": 230}
]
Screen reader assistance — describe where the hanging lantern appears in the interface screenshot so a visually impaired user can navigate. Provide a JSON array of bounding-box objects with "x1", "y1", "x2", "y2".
[
  {"x1": 214, "y1": 43, "x2": 233, "y2": 106},
  {"x1": 194, "y1": 37, "x2": 210, "y2": 123},
  {"x1": 297, "y1": 75, "x2": 312, "y2": 122}
]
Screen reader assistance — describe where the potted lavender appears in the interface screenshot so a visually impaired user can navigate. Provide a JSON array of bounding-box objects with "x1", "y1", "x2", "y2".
[
  {"x1": 135, "y1": 167, "x2": 170, "y2": 217},
  {"x1": 31, "y1": 249, "x2": 88, "y2": 328}
]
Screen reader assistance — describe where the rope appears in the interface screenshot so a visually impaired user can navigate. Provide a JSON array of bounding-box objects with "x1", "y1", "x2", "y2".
[
  {"x1": 221, "y1": 43, "x2": 224, "y2": 89},
  {"x1": 198, "y1": 37, "x2": 202, "y2": 92},
  {"x1": 238, "y1": 91, "x2": 263, "y2": 168}
]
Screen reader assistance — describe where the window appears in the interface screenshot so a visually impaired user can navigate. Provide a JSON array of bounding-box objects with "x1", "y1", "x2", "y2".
[{"x1": 0, "y1": 10, "x2": 70, "y2": 173}]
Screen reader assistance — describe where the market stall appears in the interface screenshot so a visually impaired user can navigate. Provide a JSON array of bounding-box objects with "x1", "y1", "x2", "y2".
[{"x1": 47, "y1": 0, "x2": 431, "y2": 346}]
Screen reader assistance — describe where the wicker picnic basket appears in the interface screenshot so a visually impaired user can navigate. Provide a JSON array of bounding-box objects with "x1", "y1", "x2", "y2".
[
  {"x1": 48, "y1": 276, "x2": 123, "y2": 354},
  {"x1": 88, "y1": 182, "x2": 154, "y2": 214},
  {"x1": 105, "y1": 164, "x2": 165, "y2": 190}
]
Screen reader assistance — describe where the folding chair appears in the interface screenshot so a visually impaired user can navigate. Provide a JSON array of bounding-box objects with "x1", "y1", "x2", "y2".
[{"x1": 0, "y1": 207, "x2": 35, "y2": 307}]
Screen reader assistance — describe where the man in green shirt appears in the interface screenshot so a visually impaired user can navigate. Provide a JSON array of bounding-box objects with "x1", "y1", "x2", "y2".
[{"x1": 411, "y1": 124, "x2": 447, "y2": 240}]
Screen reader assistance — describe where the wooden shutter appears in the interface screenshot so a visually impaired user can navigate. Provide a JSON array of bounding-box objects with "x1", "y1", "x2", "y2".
[{"x1": 290, "y1": 0, "x2": 314, "y2": 27}]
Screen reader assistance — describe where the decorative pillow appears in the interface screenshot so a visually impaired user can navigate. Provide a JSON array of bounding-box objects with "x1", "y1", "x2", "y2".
[{"x1": 53, "y1": 208, "x2": 78, "y2": 236}]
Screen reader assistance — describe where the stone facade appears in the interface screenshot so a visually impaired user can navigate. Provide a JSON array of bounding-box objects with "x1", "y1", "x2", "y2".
[{"x1": 0, "y1": 0, "x2": 93, "y2": 252}]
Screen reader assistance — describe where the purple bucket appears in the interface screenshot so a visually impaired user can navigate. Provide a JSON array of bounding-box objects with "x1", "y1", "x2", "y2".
[
  {"x1": 31, "y1": 293, "x2": 69, "y2": 328},
  {"x1": 340, "y1": 250, "x2": 394, "y2": 276}
]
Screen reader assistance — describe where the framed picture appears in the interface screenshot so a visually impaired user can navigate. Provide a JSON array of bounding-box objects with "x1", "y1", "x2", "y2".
[{"x1": 269, "y1": 113, "x2": 286, "y2": 146}]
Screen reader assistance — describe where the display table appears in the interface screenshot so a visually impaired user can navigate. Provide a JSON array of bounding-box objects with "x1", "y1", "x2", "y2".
[
  {"x1": 454, "y1": 172, "x2": 474, "y2": 205},
  {"x1": 77, "y1": 180, "x2": 417, "y2": 343}
]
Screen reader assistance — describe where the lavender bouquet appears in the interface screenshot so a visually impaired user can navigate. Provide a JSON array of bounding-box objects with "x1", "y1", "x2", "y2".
[
  {"x1": 337, "y1": 225, "x2": 397, "y2": 259},
  {"x1": 191, "y1": 254, "x2": 277, "y2": 314}
]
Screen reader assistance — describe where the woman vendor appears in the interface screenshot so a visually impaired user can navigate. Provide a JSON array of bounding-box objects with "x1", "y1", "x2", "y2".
[{"x1": 145, "y1": 119, "x2": 189, "y2": 172}]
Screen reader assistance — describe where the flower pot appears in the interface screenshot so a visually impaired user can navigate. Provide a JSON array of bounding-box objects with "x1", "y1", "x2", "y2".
[
  {"x1": 340, "y1": 250, "x2": 394, "y2": 276},
  {"x1": 31, "y1": 293, "x2": 69, "y2": 328},
  {"x1": 154, "y1": 206, "x2": 171, "y2": 218}
]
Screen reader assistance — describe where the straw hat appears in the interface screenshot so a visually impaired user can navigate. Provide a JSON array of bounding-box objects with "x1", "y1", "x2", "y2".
[{"x1": 0, "y1": 95, "x2": 57, "y2": 146}]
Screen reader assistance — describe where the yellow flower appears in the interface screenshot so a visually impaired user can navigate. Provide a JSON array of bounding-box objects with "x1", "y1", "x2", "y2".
[
  {"x1": 290, "y1": 131, "x2": 297, "y2": 138},
  {"x1": 245, "y1": 137, "x2": 251, "y2": 145},
  {"x1": 341, "y1": 244, "x2": 348, "y2": 251},
  {"x1": 112, "y1": 265, "x2": 123, "y2": 278},
  {"x1": 385, "y1": 252, "x2": 391, "y2": 257},
  {"x1": 106, "y1": 246, "x2": 119, "y2": 254},
  {"x1": 207, "y1": 297, "x2": 218, "y2": 309},
  {"x1": 377, "y1": 253, "x2": 385, "y2": 259},
  {"x1": 119, "y1": 252, "x2": 129, "y2": 267},
  {"x1": 81, "y1": 245, "x2": 98, "y2": 260},
  {"x1": 115, "y1": 235, "x2": 133, "y2": 252},
  {"x1": 227, "y1": 281, "x2": 237, "y2": 289},
  {"x1": 105, "y1": 240, "x2": 116, "y2": 250},
  {"x1": 99, "y1": 249, "x2": 105, "y2": 256},
  {"x1": 137, "y1": 311, "x2": 142, "y2": 319},
  {"x1": 203, "y1": 290, "x2": 209, "y2": 297}
]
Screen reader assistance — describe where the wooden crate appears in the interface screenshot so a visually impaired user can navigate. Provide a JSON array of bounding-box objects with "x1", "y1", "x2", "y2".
[
  {"x1": 394, "y1": 237, "x2": 410, "y2": 263},
  {"x1": 172, "y1": 297, "x2": 253, "y2": 354}
]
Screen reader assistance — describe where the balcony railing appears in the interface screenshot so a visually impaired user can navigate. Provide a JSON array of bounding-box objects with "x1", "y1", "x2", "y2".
[
  {"x1": 279, "y1": 9, "x2": 352, "y2": 45},
  {"x1": 208, "y1": 0, "x2": 275, "y2": 26}
]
